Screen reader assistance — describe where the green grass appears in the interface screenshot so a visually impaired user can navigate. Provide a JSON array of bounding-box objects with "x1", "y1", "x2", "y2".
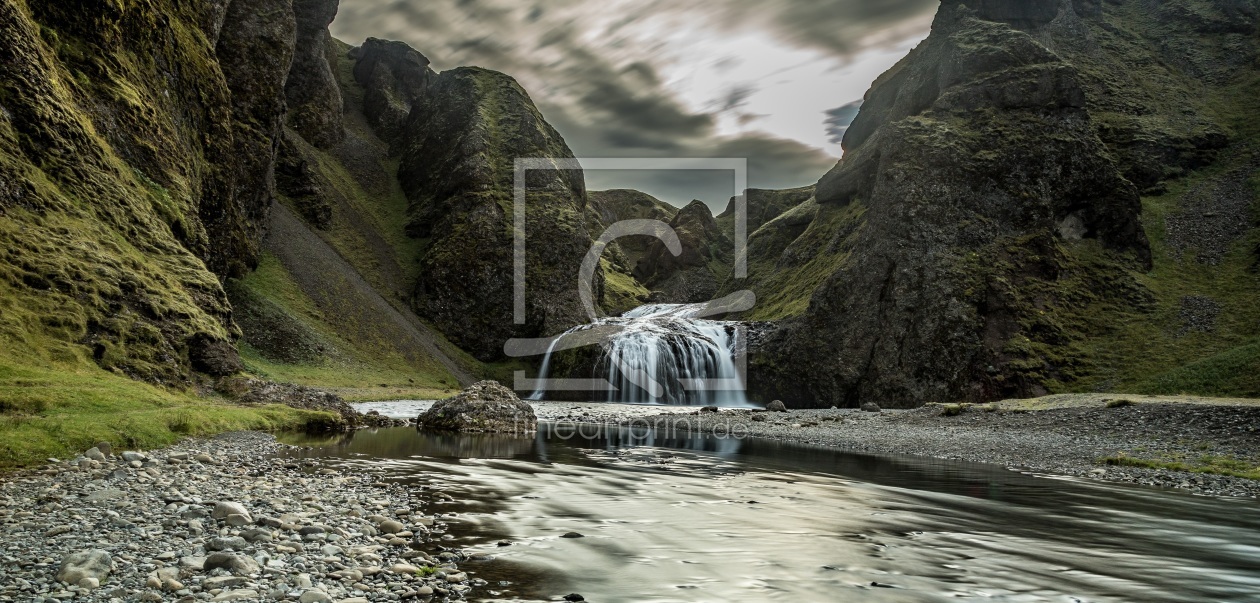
[
  {"x1": 232, "y1": 253, "x2": 462, "y2": 399},
  {"x1": 736, "y1": 199, "x2": 865, "y2": 321},
  {"x1": 1052, "y1": 160, "x2": 1260, "y2": 396},
  {"x1": 1136, "y1": 339, "x2": 1260, "y2": 397},
  {"x1": 0, "y1": 361, "x2": 335, "y2": 469},
  {"x1": 1101, "y1": 453, "x2": 1260, "y2": 480},
  {"x1": 602, "y1": 258, "x2": 649, "y2": 315}
]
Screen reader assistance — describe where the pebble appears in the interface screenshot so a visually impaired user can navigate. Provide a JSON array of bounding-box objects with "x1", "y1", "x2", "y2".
[{"x1": 0, "y1": 433, "x2": 469, "y2": 603}]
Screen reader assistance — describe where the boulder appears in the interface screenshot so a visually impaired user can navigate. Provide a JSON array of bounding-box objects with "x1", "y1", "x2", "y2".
[
  {"x1": 204, "y1": 552, "x2": 261, "y2": 576},
  {"x1": 416, "y1": 381, "x2": 537, "y2": 433},
  {"x1": 56, "y1": 550, "x2": 113, "y2": 585},
  {"x1": 765, "y1": 400, "x2": 788, "y2": 412},
  {"x1": 860, "y1": 402, "x2": 882, "y2": 413},
  {"x1": 212, "y1": 501, "x2": 253, "y2": 524}
]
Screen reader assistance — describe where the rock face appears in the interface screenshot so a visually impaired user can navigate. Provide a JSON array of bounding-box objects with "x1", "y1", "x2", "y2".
[
  {"x1": 635, "y1": 201, "x2": 732, "y2": 303},
  {"x1": 748, "y1": 1, "x2": 1166, "y2": 407},
  {"x1": 393, "y1": 66, "x2": 596, "y2": 359},
  {"x1": 417, "y1": 381, "x2": 537, "y2": 433},
  {"x1": 588, "y1": 189, "x2": 679, "y2": 271},
  {"x1": 352, "y1": 38, "x2": 435, "y2": 148},
  {"x1": 285, "y1": 0, "x2": 344, "y2": 149},
  {"x1": 0, "y1": 0, "x2": 316, "y2": 383},
  {"x1": 212, "y1": 0, "x2": 297, "y2": 278}
]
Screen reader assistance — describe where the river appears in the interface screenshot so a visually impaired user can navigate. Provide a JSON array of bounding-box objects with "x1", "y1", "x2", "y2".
[{"x1": 277, "y1": 412, "x2": 1260, "y2": 602}]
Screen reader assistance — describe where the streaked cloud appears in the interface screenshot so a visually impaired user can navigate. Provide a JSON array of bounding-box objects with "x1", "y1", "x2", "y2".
[{"x1": 331, "y1": 0, "x2": 933, "y2": 209}]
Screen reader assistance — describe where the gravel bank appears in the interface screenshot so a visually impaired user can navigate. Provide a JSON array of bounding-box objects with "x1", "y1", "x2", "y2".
[
  {"x1": 629, "y1": 402, "x2": 1260, "y2": 498},
  {"x1": 356, "y1": 396, "x2": 1260, "y2": 498},
  {"x1": 0, "y1": 432, "x2": 481, "y2": 603}
]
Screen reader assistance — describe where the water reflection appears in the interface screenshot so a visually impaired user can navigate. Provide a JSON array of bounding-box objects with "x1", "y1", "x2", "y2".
[{"x1": 278, "y1": 425, "x2": 1260, "y2": 603}]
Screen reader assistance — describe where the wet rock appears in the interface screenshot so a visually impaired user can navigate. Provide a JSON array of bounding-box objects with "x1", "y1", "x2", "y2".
[
  {"x1": 861, "y1": 402, "x2": 882, "y2": 413},
  {"x1": 766, "y1": 400, "x2": 788, "y2": 412},
  {"x1": 417, "y1": 381, "x2": 537, "y2": 433},
  {"x1": 561, "y1": 532, "x2": 584, "y2": 539}
]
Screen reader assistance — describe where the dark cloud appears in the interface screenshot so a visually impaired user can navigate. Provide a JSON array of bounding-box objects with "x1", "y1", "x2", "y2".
[
  {"x1": 824, "y1": 100, "x2": 863, "y2": 145},
  {"x1": 330, "y1": 0, "x2": 930, "y2": 211}
]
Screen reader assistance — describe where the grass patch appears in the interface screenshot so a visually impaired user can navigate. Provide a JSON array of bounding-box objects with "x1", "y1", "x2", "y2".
[
  {"x1": 1106, "y1": 398, "x2": 1138, "y2": 408},
  {"x1": 940, "y1": 403, "x2": 967, "y2": 417},
  {"x1": 232, "y1": 254, "x2": 462, "y2": 399},
  {"x1": 1101, "y1": 453, "x2": 1260, "y2": 480},
  {"x1": 0, "y1": 360, "x2": 335, "y2": 469},
  {"x1": 601, "y1": 258, "x2": 650, "y2": 316}
]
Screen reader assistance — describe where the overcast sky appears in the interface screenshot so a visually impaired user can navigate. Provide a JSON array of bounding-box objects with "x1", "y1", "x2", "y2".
[{"x1": 331, "y1": 0, "x2": 936, "y2": 211}]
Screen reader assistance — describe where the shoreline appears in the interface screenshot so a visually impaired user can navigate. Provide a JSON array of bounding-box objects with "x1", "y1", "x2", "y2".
[
  {"x1": 621, "y1": 400, "x2": 1260, "y2": 498},
  {"x1": 357, "y1": 396, "x2": 1260, "y2": 498},
  {"x1": 0, "y1": 432, "x2": 477, "y2": 603}
]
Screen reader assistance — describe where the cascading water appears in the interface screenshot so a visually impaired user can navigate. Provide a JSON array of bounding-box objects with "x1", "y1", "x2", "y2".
[{"x1": 528, "y1": 303, "x2": 750, "y2": 406}]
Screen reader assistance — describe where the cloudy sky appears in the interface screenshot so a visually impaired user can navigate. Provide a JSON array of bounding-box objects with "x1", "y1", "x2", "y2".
[{"x1": 331, "y1": 0, "x2": 937, "y2": 211}]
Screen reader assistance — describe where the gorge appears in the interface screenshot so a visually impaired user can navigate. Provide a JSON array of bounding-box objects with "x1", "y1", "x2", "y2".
[{"x1": 2, "y1": 0, "x2": 1259, "y2": 601}]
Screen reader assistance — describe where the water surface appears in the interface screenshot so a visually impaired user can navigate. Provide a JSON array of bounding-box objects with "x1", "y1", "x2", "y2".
[{"x1": 280, "y1": 417, "x2": 1260, "y2": 602}]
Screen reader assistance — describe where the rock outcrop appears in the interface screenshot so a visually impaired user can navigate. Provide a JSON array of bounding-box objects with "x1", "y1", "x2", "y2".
[
  {"x1": 0, "y1": 0, "x2": 312, "y2": 382},
  {"x1": 635, "y1": 201, "x2": 732, "y2": 303},
  {"x1": 393, "y1": 65, "x2": 596, "y2": 359},
  {"x1": 740, "y1": 0, "x2": 1260, "y2": 407},
  {"x1": 351, "y1": 38, "x2": 435, "y2": 148},
  {"x1": 285, "y1": 0, "x2": 344, "y2": 149},
  {"x1": 417, "y1": 381, "x2": 537, "y2": 433}
]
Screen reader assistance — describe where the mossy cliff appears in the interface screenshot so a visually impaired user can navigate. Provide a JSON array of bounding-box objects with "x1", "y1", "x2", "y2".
[
  {"x1": 741, "y1": 0, "x2": 1260, "y2": 407},
  {"x1": 389, "y1": 63, "x2": 598, "y2": 360},
  {"x1": 0, "y1": 0, "x2": 295, "y2": 384}
]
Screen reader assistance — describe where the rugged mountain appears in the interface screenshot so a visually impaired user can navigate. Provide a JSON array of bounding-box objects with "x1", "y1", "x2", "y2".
[
  {"x1": 588, "y1": 189, "x2": 678, "y2": 271},
  {"x1": 716, "y1": 186, "x2": 815, "y2": 235},
  {"x1": 390, "y1": 65, "x2": 597, "y2": 360},
  {"x1": 634, "y1": 200, "x2": 733, "y2": 304},
  {"x1": 0, "y1": 0, "x2": 595, "y2": 399},
  {"x1": 0, "y1": 0, "x2": 297, "y2": 382},
  {"x1": 744, "y1": 0, "x2": 1260, "y2": 407}
]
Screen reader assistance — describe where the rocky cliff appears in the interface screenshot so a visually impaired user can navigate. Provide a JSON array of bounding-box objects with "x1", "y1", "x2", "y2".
[
  {"x1": 743, "y1": 0, "x2": 1260, "y2": 406},
  {"x1": 0, "y1": 0, "x2": 595, "y2": 392},
  {"x1": 0, "y1": 0, "x2": 298, "y2": 382},
  {"x1": 390, "y1": 65, "x2": 597, "y2": 360}
]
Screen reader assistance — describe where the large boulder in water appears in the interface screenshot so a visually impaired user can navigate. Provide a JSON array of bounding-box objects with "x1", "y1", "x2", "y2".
[{"x1": 417, "y1": 381, "x2": 537, "y2": 433}]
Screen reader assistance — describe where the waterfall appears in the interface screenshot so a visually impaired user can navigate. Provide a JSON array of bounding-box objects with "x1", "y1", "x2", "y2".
[{"x1": 528, "y1": 303, "x2": 750, "y2": 406}]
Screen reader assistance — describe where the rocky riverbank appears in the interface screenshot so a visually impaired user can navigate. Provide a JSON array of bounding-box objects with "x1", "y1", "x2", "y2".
[
  {"x1": 355, "y1": 395, "x2": 1260, "y2": 498},
  {"x1": 629, "y1": 396, "x2": 1260, "y2": 498},
  {"x1": 0, "y1": 433, "x2": 479, "y2": 603}
]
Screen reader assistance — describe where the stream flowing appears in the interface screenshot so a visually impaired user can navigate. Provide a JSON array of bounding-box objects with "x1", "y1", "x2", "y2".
[{"x1": 279, "y1": 416, "x2": 1260, "y2": 603}]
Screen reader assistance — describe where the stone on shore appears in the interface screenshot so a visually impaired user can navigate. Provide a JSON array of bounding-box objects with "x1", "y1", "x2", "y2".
[
  {"x1": 56, "y1": 549, "x2": 113, "y2": 586},
  {"x1": 416, "y1": 381, "x2": 537, "y2": 433},
  {"x1": 204, "y1": 552, "x2": 261, "y2": 575},
  {"x1": 212, "y1": 501, "x2": 253, "y2": 523},
  {"x1": 766, "y1": 400, "x2": 788, "y2": 412}
]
